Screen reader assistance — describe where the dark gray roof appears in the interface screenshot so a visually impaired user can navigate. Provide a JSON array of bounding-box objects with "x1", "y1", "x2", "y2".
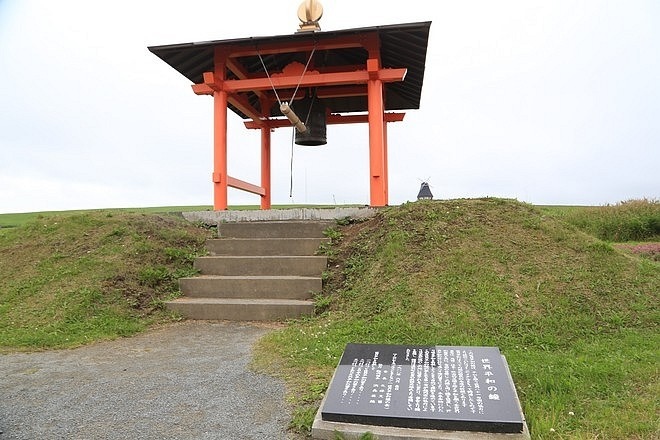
[{"x1": 148, "y1": 21, "x2": 431, "y2": 119}]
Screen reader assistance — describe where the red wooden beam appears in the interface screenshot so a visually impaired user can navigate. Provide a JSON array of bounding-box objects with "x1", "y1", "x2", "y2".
[
  {"x1": 317, "y1": 85, "x2": 368, "y2": 99},
  {"x1": 243, "y1": 112, "x2": 405, "y2": 129},
  {"x1": 332, "y1": 113, "x2": 405, "y2": 124},
  {"x1": 227, "y1": 176, "x2": 266, "y2": 196},
  {"x1": 193, "y1": 68, "x2": 407, "y2": 94},
  {"x1": 225, "y1": 56, "x2": 269, "y2": 102},
  {"x1": 221, "y1": 68, "x2": 407, "y2": 93},
  {"x1": 193, "y1": 72, "x2": 265, "y2": 122},
  {"x1": 228, "y1": 94, "x2": 262, "y2": 121},
  {"x1": 192, "y1": 83, "x2": 213, "y2": 95},
  {"x1": 277, "y1": 85, "x2": 367, "y2": 101}
]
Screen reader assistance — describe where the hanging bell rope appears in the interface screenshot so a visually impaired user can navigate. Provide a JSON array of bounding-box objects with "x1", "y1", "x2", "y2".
[
  {"x1": 254, "y1": 43, "x2": 319, "y2": 199},
  {"x1": 256, "y1": 44, "x2": 317, "y2": 134},
  {"x1": 257, "y1": 51, "x2": 282, "y2": 107},
  {"x1": 281, "y1": 44, "x2": 316, "y2": 134},
  {"x1": 289, "y1": 127, "x2": 295, "y2": 198},
  {"x1": 288, "y1": 45, "x2": 316, "y2": 106}
]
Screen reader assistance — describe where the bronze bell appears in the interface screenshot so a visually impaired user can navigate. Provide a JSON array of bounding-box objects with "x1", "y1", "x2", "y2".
[{"x1": 294, "y1": 94, "x2": 327, "y2": 146}]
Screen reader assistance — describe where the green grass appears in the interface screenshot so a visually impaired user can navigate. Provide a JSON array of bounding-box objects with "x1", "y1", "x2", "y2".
[
  {"x1": 541, "y1": 198, "x2": 660, "y2": 242},
  {"x1": 0, "y1": 206, "x2": 210, "y2": 229},
  {"x1": 0, "y1": 210, "x2": 215, "y2": 351},
  {"x1": 0, "y1": 204, "x2": 359, "y2": 230},
  {"x1": 252, "y1": 198, "x2": 659, "y2": 439}
]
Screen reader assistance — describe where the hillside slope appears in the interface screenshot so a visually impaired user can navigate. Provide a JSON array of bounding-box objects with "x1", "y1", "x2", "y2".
[
  {"x1": 255, "y1": 198, "x2": 659, "y2": 439},
  {"x1": 0, "y1": 211, "x2": 214, "y2": 351}
]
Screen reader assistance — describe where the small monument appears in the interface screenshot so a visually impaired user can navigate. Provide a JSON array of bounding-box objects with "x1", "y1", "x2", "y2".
[
  {"x1": 313, "y1": 343, "x2": 530, "y2": 439},
  {"x1": 417, "y1": 182, "x2": 433, "y2": 200}
]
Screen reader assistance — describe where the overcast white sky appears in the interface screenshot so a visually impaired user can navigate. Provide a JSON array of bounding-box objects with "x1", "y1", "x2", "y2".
[{"x1": 1, "y1": 0, "x2": 658, "y2": 214}]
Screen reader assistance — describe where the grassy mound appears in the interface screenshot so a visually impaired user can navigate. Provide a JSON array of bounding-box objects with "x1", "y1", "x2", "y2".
[
  {"x1": 253, "y1": 198, "x2": 659, "y2": 439},
  {"x1": 0, "y1": 211, "x2": 214, "y2": 351}
]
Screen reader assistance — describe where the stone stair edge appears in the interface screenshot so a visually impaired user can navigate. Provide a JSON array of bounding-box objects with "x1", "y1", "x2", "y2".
[
  {"x1": 179, "y1": 275, "x2": 322, "y2": 280},
  {"x1": 195, "y1": 255, "x2": 327, "y2": 259},
  {"x1": 206, "y1": 237, "x2": 331, "y2": 241},
  {"x1": 166, "y1": 298, "x2": 315, "y2": 305},
  {"x1": 182, "y1": 207, "x2": 377, "y2": 224},
  {"x1": 170, "y1": 211, "x2": 341, "y2": 321}
]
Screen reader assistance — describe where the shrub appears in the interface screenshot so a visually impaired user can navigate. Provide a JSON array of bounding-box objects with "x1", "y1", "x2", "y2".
[{"x1": 563, "y1": 198, "x2": 660, "y2": 241}]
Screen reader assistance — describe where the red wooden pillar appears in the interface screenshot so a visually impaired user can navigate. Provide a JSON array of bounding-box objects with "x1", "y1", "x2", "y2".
[
  {"x1": 260, "y1": 97, "x2": 272, "y2": 209},
  {"x1": 212, "y1": 50, "x2": 228, "y2": 210},
  {"x1": 383, "y1": 119, "x2": 389, "y2": 203},
  {"x1": 367, "y1": 58, "x2": 387, "y2": 206},
  {"x1": 260, "y1": 128, "x2": 272, "y2": 209},
  {"x1": 212, "y1": 91, "x2": 228, "y2": 210},
  {"x1": 260, "y1": 99, "x2": 272, "y2": 209}
]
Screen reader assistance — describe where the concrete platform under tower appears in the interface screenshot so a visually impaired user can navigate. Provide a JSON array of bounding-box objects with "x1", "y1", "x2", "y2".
[{"x1": 182, "y1": 207, "x2": 377, "y2": 224}]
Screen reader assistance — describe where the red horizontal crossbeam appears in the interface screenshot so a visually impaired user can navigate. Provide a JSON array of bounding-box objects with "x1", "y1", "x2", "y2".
[
  {"x1": 194, "y1": 68, "x2": 406, "y2": 95},
  {"x1": 277, "y1": 85, "x2": 367, "y2": 101},
  {"x1": 243, "y1": 112, "x2": 405, "y2": 129},
  {"x1": 227, "y1": 176, "x2": 266, "y2": 196},
  {"x1": 192, "y1": 82, "x2": 262, "y2": 120},
  {"x1": 192, "y1": 83, "x2": 213, "y2": 95},
  {"x1": 223, "y1": 68, "x2": 406, "y2": 93}
]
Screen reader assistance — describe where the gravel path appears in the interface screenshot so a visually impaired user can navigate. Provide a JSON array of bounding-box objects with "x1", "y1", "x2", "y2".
[{"x1": 0, "y1": 321, "x2": 292, "y2": 440}]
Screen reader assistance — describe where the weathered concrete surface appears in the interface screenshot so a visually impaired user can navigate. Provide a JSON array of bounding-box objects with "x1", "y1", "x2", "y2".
[
  {"x1": 166, "y1": 298, "x2": 314, "y2": 321},
  {"x1": 167, "y1": 217, "x2": 333, "y2": 321},
  {"x1": 182, "y1": 207, "x2": 378, "y2": 224},
  {"x1": 216, "y1": 221, "x2": 334, "y2": 238},
  {"x1": 179, "y1": 275, "x2": 321, "y2": 299},
  {"x1": 193, "y1": 255, "x2": 327, "y2": 277},
  {"x1": 205, "y1": 237, "x2": 330, "y2": 256}
]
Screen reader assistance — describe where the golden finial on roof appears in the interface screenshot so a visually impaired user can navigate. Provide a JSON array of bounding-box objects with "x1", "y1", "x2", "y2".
[{"x1": 297, "y1": 0, "x2": 323, "y2": 32}]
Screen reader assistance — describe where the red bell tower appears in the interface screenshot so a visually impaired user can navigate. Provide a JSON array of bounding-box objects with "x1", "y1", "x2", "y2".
[{"x1": 149, "y1": 3, "x2": 431, "y2": 210}]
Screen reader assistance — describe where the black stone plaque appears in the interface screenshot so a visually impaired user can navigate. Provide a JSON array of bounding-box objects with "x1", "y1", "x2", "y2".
[{"x1": 321, "y1": 344, "x2": 524, "y2": 433}]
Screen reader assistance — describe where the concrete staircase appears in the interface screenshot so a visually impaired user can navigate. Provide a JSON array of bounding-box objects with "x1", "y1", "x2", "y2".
[{"x1": 165, "y1": 221, "x2": 332, "y2": 321}]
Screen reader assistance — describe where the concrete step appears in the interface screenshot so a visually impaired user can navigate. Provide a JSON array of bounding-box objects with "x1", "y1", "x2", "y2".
[
  {"x1": 194, "y1": 255, "x2": 327, "y2": 276},
  {"x1": 165, "y1": 298, "x2": 315, "y2": 321},
  {"x1": 174, "y1": 218, "x2": 332, "y2": 321},
  {"x1": 218, "y1": 221, "x2": 334, "y2": 238},
  {"x1": 179, "y1": 275, "x2": 320, "y2": 300},
  {"x1": 206, "y1": 237, "x2": 329, "y2": 256}
]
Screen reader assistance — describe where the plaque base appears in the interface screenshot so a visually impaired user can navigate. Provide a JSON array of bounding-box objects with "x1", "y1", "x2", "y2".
[{"x1": 312, "y1": 401, "x2": 531, "y2": 440}]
